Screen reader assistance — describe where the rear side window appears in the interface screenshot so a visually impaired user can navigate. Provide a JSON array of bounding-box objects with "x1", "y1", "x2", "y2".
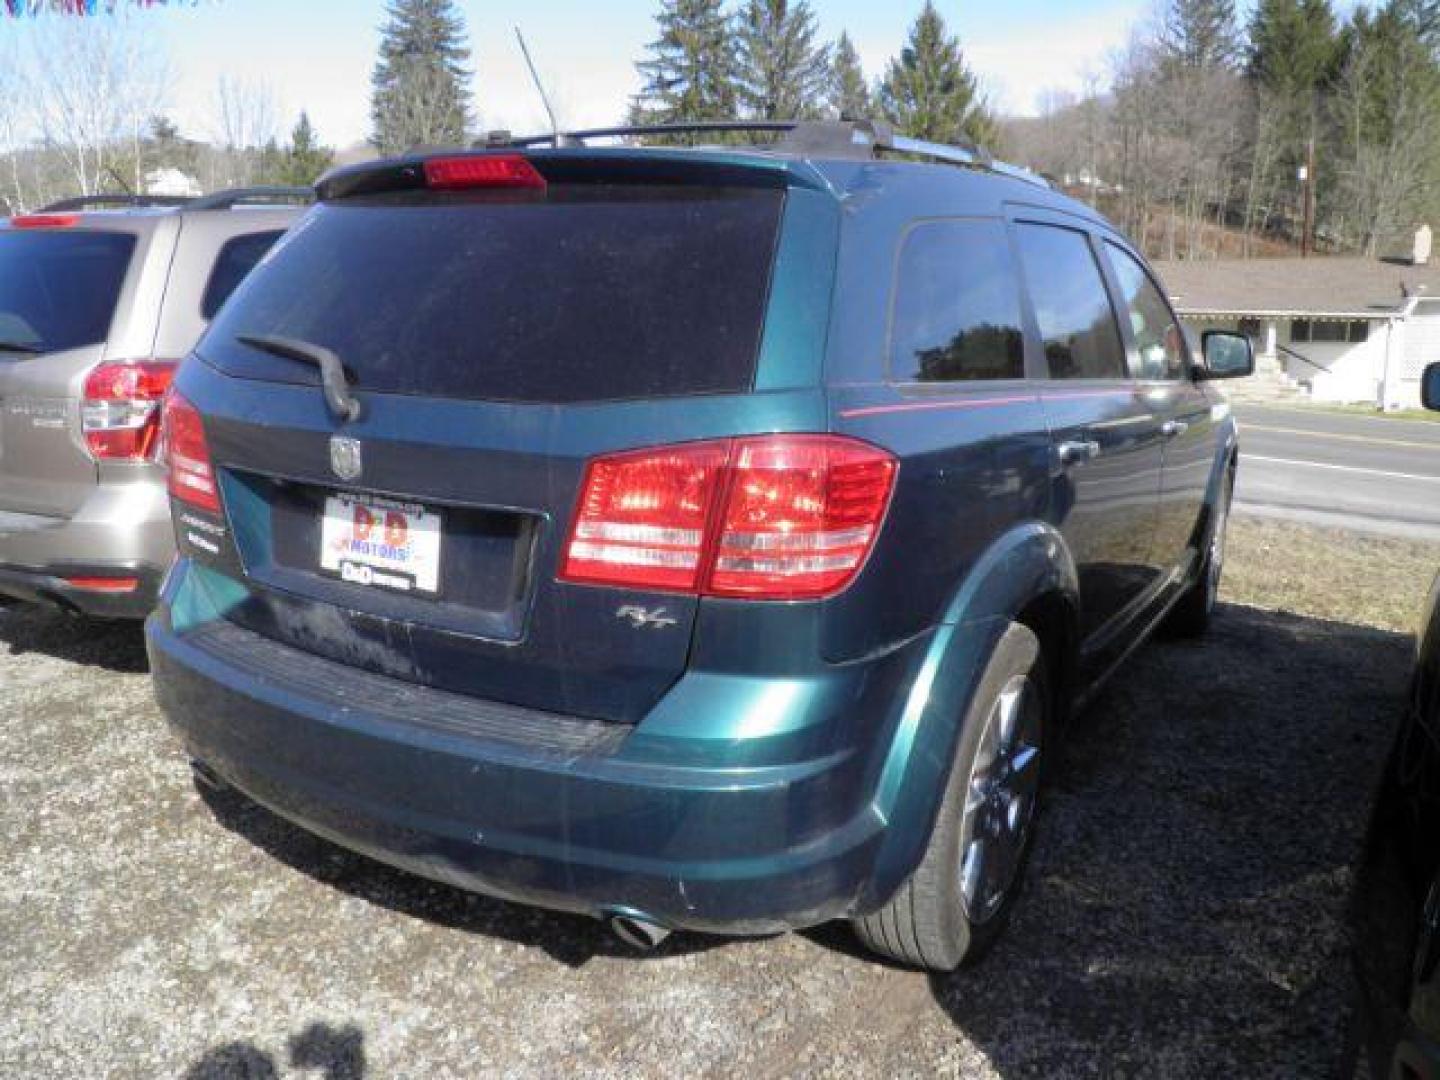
[
  {"x1": 202, "y1": 186, "x2": 785, "y2": 403},
  {"x1": 1104, "y1": 242, "x2": 1187, "y2": 380},
  {"x1": 0, "y1": 230, "x2": 135, "y2": 353},
  {"x1": 890, "y1": 220, "x2": 1024, "y2": 383},
  {"x1": 1015, "y1": 223, "x2": 1125, "y2": 380},
  {"x1": 201, "y1": 230, "x2": 284, "y2": 320}
]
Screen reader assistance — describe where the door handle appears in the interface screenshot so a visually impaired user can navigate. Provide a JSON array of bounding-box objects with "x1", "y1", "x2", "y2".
[
  {"x1": 1161, "y1": 419, "x2": 1189, "y2": 438},
  {"x1": 1057, "y1": 439, "x2": 1101, "y2": 466}
]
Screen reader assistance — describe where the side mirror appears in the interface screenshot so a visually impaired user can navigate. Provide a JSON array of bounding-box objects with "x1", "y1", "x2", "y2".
[
  {"x1": 1199, "y1": 330, "x2": 1255, "y2": 380},
  {"x1": 1424, "y1": 362, "x2": 1440, "y2": 411}
]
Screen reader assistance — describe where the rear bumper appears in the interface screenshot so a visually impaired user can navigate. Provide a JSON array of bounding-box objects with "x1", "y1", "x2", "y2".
[
  {"x1": 0, "y1": 560, "x2": 163, "y2": 618},
  {"x1": 0, "y1": 478, "x2": 172, "y2": 618},
  {"x1": 144, "y1": 583, "x2": 942, "y2": 934}
]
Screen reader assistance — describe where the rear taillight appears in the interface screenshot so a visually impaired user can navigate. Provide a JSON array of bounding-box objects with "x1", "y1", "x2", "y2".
[
  {"x1": 560, "y1": 435, "x2": 897, "y2": 600},
  {"x1": 9, "y1": 213, "x2": 79, "y2": 229},
  {"x1": 160, "y1": 390, "x2": 220, "y2": 513},
  {"x1": 81, "y1": 361, "x2": 177, "y2": 461},
  {"x1": 423, "y1": 154, "x2": 546, "y2": 191}
]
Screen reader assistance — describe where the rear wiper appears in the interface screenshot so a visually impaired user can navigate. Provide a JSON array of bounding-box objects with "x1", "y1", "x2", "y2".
[
  {"x1": 0, "y1": 340, "x2": 45, "y2": 354},
  {"x1": 235, "y1": 333, "x2": 361, "y2": 423}
]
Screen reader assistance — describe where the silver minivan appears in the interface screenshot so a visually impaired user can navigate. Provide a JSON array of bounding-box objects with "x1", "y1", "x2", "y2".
[{"x1": 0, "y1": 189, "x2": 307, "y2": 617}]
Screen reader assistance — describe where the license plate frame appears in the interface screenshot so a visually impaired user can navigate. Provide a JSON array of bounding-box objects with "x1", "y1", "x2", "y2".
[{"x1": 318, "y1": 492, "x2": 442, "y2": 596}]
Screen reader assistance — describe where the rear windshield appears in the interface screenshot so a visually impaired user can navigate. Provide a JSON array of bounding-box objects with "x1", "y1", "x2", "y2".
[
  {"x1": 201, "y1": 185, "x2": 785, "y2": 403},
  {"x1": 0, "y1": 230, "x2": 136, "y2": 353}
]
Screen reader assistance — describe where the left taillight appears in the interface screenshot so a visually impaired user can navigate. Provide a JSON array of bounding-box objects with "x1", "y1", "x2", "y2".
[
  {"x1": 560, "y1": 434, "x2": 898, "y2": 601},
  {"x1": 81, "y1": 361, "x2": 177, "y2": 461},
  {"x1": 160, "y1": 390, "x2": 220, "y2": 513}
]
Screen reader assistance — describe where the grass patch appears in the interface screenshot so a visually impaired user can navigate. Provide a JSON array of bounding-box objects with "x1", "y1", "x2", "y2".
[
  {"x1": 1280, "y1": 402, "x2": 1440, "y2": 423},
  {"x1": 1223, "y1": 514, "x2": 1440, "y2": 634}
]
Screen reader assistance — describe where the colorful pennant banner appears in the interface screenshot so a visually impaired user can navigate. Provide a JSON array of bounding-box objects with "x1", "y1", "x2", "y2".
[{"x1": 3, "y1": 1, "x2": 199, "y2": 14}]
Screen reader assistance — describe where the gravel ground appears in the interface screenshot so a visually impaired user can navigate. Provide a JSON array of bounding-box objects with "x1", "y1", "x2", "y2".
[{"x1": 0, "y1": 519, "x2": 1423, "y2": 1078}]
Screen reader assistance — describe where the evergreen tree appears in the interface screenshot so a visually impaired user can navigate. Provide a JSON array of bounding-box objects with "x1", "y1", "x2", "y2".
[
  {"x1": 1249, "y1": 0, "x2": 1338, "y2": 94},
  {"x1": 1329, "y1": 0, "x2": 1440, "y2": 251},
  {"x1": 1160, "y1": 0, "x2": 1241, "y2": 69},
  {"x1": 370, "y1": 0, "x2": 472, "y2": 154},
  {"x1": 828, "y1": 31, "x2": 871, "y2": 119},
  {"x1": 628, "y1": 0, "x2": 737, "y2": 135},
  {"x1": 878, "y1": 2, "x2": 995, "y2": 146},
  {"x1": 734, "y1": 0, "x2": 830, "y2": 120},
  {"x1": 278, "y1": 112, "x2": 334, "y2": 187}
]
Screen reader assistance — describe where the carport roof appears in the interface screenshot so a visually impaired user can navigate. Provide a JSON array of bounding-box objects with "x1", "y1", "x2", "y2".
[{"x1": 1150, "y1": 256, "x2": 1440, "y2": 319}]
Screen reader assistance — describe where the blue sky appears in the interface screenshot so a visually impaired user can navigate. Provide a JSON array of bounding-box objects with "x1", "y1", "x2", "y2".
[{"x1": 11, "y1": 1, "x2": 1185, "y2": 146}]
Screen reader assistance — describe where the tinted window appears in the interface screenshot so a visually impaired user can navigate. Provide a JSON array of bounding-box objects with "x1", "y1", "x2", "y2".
[
  {"x1": 890, "y1": 220, "x2": 1024, "y2": 382},
  {"x1": 1015, "y1": 223, "x2": 1125, "y2": 380},
  {"x1": 1105, "y1": 242, "x2": 1186, "y2": 379},
  {"x1": 201, "y1": 230, "x2": 284, "y2": 319},
  {"x1": 0, "y1": 230, "x2": 135, "y2": 353},
  {"x1": 202, "y1": 186, "x2": 784, "y2": 403}
]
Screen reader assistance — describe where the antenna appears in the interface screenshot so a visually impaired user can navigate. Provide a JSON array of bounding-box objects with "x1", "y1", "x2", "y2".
[{"x1": 514, "y1": 26, "x2": 565, "y2": 147}]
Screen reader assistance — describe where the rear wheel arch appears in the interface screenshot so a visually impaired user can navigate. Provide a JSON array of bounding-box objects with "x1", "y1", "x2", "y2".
[{"x1": 859, "y1": 522, "x2": 1080, "y2": 911}]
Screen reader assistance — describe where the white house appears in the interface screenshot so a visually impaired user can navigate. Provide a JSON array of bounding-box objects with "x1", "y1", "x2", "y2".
[
  {"x1": 1153, "y1": 247, "x2": 1440, "y2": 410},
  {"x1": 144, "y1": 167, "x2": 202, "y2": 198}
]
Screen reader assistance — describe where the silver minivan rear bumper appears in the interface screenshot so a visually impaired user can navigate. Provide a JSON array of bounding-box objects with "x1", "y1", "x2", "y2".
[{"x1": 0, "y1": 475, "x2": 173, "y2": 617}]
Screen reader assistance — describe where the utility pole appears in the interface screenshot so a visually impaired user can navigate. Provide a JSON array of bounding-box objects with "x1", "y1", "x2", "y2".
[{"x1": 1300, "y1": 137, "x2": 1317, "y2": 258}]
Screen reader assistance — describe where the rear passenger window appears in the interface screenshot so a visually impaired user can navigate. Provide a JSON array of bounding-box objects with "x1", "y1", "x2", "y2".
[
  {"x1": 1015, "y1": 223, "x2": 1125, "y2": 380},
  {"x1": 201, "y1": 231, "x2": 284, "y2": 320},
  {"x1": 890, "y1": 220, "x2": 1024, "y2": 383},
  {"x1": 1105, "y1": 242, "x2": 1187, "y2": 379}
]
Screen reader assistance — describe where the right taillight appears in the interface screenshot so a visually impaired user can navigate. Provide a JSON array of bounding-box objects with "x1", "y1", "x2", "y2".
[
  {"x1": 560, "y1": 435, "x2": 897, "y2": 600},
  {"x1": 160, "y1": 390, "x2": 220, "y2": 513}
]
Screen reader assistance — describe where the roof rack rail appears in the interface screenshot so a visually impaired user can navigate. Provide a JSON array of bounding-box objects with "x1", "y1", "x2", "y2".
[
  {"x1": 186, "y1": 186, "x2": 315, "y2": 211},
  {"x1": 40, "y1": 194, "x2": 194, "y2": 212},
  {"x1": 488, "y1": 119, "x2": 1049, "y2": 189}
]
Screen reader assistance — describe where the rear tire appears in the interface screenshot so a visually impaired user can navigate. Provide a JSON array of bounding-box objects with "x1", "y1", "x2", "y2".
[
  {"x1": 853, "y1": 623, "x2": 1048, "y2": 971},
  {"x1": 1163, "y1": 471, "x2": 1234, "y2": 640}
]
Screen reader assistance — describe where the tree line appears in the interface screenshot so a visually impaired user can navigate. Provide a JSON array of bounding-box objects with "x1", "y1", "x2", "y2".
[
  {"x1": 6, "y1": 0, "x2": 1438, "y2": 264},
  {"x1": 369, "y1": 0, "x2": 996, "y2": 154},
  {"x1": 1008, "y1": 0, "x2": 1440, "y2": 259}
]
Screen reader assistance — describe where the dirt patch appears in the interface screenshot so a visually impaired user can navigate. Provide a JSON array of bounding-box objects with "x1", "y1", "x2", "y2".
[{"x1": 0, "y1": 518, "x2": 1431, "y2": 1076}]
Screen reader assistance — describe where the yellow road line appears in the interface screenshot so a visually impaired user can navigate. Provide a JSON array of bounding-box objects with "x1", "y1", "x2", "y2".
[{"x1": 1245, "y1": 423, "x2": 1440, "y2": 452}]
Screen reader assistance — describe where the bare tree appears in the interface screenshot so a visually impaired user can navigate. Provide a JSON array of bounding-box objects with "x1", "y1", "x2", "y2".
[
  {"x1": 25, "y1": 12, "x2": 170, "y2": 197},
  {"x1": 209, "y1": 75, "x2": 282, "y2": 187}
]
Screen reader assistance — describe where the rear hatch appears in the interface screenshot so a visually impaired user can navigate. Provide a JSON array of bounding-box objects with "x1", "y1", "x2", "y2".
[
  {"x1": 178, "y1": 151, "x2": 825, "y2": 722},
  {"x1": 0, "y1": 222, "x2": 140, "y2": 519}
]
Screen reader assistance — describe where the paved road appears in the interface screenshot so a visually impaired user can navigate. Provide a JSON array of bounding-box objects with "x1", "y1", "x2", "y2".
[{"x1": 1233, "y1": 403, "x2": 1440, "y2": 540}]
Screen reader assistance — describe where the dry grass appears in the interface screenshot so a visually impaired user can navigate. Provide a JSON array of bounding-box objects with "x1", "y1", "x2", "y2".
[{"x1": 1223, "y1": 514, "x2": 1440, "y2": 634}]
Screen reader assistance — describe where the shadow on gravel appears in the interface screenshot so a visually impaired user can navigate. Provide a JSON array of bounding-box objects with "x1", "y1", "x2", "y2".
[
  {"x1": 186, "y1": 1021, "x2": 365, "y2": 1079},
  {"x1": 0, "y1": 601, "x2": 148, "y2": 673},
  {"x1": 196, "y1": 780, "x2": 726, "y2": 970},
  {"x1": 927, "y1": 602, "x2": 1411, "y2": 1076}
]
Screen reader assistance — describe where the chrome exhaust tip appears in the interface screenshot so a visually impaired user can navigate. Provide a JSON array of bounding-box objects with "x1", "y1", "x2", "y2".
[
  {"x1": 607, "y1": 913, "x2": 671, "y2": 951},
  {"x1": 189, "y1": 759, "x2": 227, "y2": 792}
]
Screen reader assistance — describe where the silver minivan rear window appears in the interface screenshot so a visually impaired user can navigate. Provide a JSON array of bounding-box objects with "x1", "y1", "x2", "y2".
[{"x1": 0, "y1": 230, "x2": 136, "y2": 354}]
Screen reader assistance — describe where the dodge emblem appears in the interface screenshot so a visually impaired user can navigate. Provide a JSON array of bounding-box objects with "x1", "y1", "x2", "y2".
[{"x1": 330, "y1": 435, "x2": 363, "y2": 482}]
